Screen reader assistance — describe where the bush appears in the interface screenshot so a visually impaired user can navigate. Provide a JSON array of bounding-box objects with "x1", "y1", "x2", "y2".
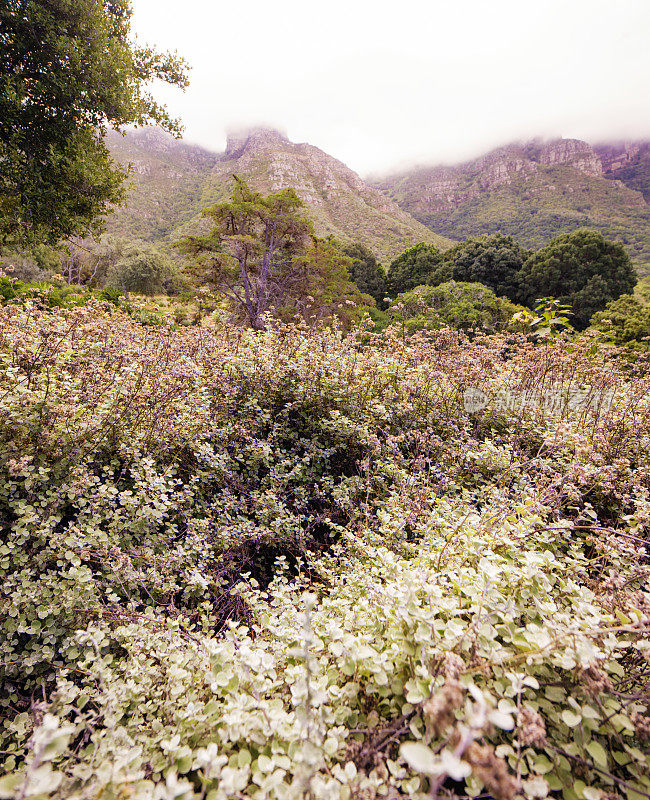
[
  {"x1": 0, "y1": 305, "x2": 649, "y2": 798},
  {"x1": 341, "y1": 243, "x2": 388, "y2": 308},
  {"x1": 517, "y1": 229, "x2": 637, "y2": 328},
  {"x1": 591, "y1": 294, "x2": 650, "y2": 345},
  {"x1": 387, "y1": 242, "x2": 448, "y2": 296},
  {"x1": 388, "y1": 280, "x2": 523, "y2": 335},
  {"x1": 106, "y1": 242, "x2": 179, "y2": 296},
  {"x1": 443, "y1": 232, "x2": 529, "y2": 302}
]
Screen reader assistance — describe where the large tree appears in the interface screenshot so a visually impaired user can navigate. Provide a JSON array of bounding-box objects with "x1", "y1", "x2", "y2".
[
  {"x1": 517, "y1": 229, "x2": 637, "y2": 328},
  {"x1": 386, "y1": 242, "x2": 447, "y2": 297},
  {"x1": 341, "y1": 243, "x2": 388, "y2": 308},
  {"x1": 443, "y1": 233, "x2": 529, "y2": 302},
  {"x1": 0, "y1": 0, "x2": 188, "y2": 249},
  {"x1": 178, "y1": 179, "x2": 367, "y2": 329}
]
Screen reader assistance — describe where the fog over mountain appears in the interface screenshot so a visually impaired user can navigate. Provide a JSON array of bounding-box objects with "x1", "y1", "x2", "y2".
[
  {"x1": 372, "y1": 138, "x2": 650, "y2": 273},
  {"x1": 130, "y1": 0, "x2": 650, "y2": 174}
]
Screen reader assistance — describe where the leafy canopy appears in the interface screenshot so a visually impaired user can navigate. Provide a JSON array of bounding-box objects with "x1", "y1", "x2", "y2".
[
  {"x1": 389, "y1": 280, "x2": 522, "y2": 335},
  {"x1": 105, "y1": 241, "x2": 178, "y2": 296},
  {"x1": 517, "y1": 229, "x2": 637, "y2": 328},
  {"x1": 387, "y1": 242, "x2": 447, "y2": 297},
  {"x1": 178, "y1": 179, "x2": 368, "y2": 328},
  {"x1": 443, "y1": 233, "x2": 529, "y2": 302},
  {"x1": 341, "y1": 242, "x2": 388, "y2": 308},
  {"x1": 590, "y1": 293, "x2": 650, "y2": 348},
  {"x1": 0, "y1": 0, "x2": 188, "y2": 248}
]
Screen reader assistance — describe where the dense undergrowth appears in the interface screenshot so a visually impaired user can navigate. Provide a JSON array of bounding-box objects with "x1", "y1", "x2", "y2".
[{"x1": 0, "y1": 303, "x2": 649, "y2": 799}]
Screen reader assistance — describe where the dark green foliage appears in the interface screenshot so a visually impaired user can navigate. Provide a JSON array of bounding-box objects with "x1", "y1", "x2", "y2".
[
  {"x1": 387, "y1": 242, "x2": 448, "y2": 296},
  {"x1": 389, "y1": 280, "x2": 522, "y2": 335},
  {"x1": 443, "y1": 233, "x2": 529, "y2": 302},
  {"x1": 0, "y1": 0, "x2": 188, "y2": 248},
  {"x1": 341, "y1": 243, "x2": 388, "y2": 308},
  {"x1": 517, "y1": 229, "x2": 637, "y2": 328}
]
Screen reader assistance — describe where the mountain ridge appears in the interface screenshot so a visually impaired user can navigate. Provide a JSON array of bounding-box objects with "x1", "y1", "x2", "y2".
[
  {"x1": 371, "y1": 137, "x2": 650, "y2": 273},
  {"x1": 104, "y1": 127, "x2": 452, "y2": 263}
]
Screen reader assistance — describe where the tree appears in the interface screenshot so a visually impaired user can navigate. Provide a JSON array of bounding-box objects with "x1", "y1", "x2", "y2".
[
  {"x1": 388, "y1": 281, "x2": 522, "y2": 336},
  {"x1": 517, "y1": 230, "x2": 637, "y2": 328},
  {"x1": 443, "y1": 233, "x2": 529, "y2": 302},
  {"x1": 386, "y1": 243, "x2": 448, "y2": 297},
  {"x1": 178, "y1": 179, "x2": 368, "y2": 329},
  {"x1": 289, "y1": 239, "x2": 371, "y2": 327},
  {"x1": 105, "y1": 242, "x2": 178, "y2": 296},
  {"x1": 341, "y1": 243, "x2": 388, "y2": 308},
  {"x1": 0, "y1": 0, "x2": 188, "y2": 249}
]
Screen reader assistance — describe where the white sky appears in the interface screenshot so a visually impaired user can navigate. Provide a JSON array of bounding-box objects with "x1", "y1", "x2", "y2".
[{"x1": 131, "y1": 0, "x2": 650, "y2": 176}]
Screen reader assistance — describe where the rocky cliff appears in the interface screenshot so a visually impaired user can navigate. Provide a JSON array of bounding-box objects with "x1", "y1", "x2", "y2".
[
  {"x1": 594, "y1": 141, "x2": 650, "y2": 202},
  {"x1": 373, "y1": 138, "x2": 650, "y2": 273},
  {"x1": 104, "y1": 127, "x2": 452, "y2": 263}
]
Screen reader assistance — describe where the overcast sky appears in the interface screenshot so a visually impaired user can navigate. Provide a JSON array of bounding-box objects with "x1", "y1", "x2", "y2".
[{"x1": 131, "y1": 0, "x2": 650, "y2": 176}]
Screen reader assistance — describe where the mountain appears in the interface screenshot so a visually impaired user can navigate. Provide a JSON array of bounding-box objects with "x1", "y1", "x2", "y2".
[
  {"x1": 105, "y1": 128, "x2": 219, "y2": 240},
  {"x1": 595, "y1": 141, "x2": 650, "y2": 201},
  {"x1": 372, "y1": 138, "x2": 650, "y2": 274},
  {"x1": 104, "y1": 127, "x2": 452, "y2": 263}
]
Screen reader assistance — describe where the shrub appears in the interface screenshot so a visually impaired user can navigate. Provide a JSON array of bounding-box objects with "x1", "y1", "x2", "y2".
[
  {"x1": 0, "y1": 304, "x2": 649, "y2": 798},
  {"x1": 387, "y1": 242, "x2": 448, "y2": 296},
  {"x1": 517, "y1": 229, "x2": 637, "y2": 328},
  {"x1": 388, "y1": 280, "x2": 523, "y2": 335},
  {"x1": 591, "y1": 293, "x2": 650, "y2": 347},
  {"x1": 443, "y1": 232, "x2": 529, "y2": 302}
]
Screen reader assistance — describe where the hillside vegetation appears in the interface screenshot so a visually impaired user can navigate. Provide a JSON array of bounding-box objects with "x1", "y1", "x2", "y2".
[
  {"x1": 374, "y1": 140, "x2": 650, "y2": 275},
  {"x1": 105, "y1": 130, "x2": 218, "y2": 241},
  {"x1": 103, "y1": 128, "x2": 452, "y2": 264}
]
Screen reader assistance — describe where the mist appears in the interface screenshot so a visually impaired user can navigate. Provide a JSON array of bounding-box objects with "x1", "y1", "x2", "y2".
[{"x1": 131, "y1": 0, "x2": 650, "y2": 176}]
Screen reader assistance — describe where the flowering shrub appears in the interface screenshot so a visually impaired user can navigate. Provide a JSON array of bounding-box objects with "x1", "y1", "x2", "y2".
[{"x1": 0, "y1": 303, "x2": 649, "y2": 799}]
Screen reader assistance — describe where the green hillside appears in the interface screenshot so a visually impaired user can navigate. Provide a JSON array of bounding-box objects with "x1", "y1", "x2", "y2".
[
  {"x1": 104, "y1": 128, "x2": 453, "y2": 264},
  {"x1": 413, "y1": 167, "x2": 650, "y2": 272},
  {"x1": 375, "y1": 139, "x2": 650, "y2": 274},
  {"x1": 104, "y1": 129, "x2": 218, "y2": 241}
]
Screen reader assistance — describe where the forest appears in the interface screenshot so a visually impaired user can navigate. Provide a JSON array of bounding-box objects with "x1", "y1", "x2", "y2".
[{"x1": 1, "y1": 2, "x2": 649, "y2": 800}]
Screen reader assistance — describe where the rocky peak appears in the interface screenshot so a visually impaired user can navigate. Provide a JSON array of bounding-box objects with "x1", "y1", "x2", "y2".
[
  {"x1": 538, "y1": 139, "x2": 602, "y2": 176},
  {"x1": 475, "y1": 139, "x2": 602, "y2": 178},
  {"x1": 201, "y1": 128, "x2": 452, "y2": 260},
  {"x1": 224, "y1": 126, "x2": 289, "y2": 160},
  {"x1": 595, "y1": 141, "x2": 643, "y2": 174},
  {"x1": 373, "y1": 137, "x2": 609, "y2": 213}
]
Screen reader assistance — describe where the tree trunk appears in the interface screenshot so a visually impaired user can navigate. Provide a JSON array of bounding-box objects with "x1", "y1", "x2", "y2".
[{"x1": 249, "y1": 313, "x2": 265, "y2": 331}]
